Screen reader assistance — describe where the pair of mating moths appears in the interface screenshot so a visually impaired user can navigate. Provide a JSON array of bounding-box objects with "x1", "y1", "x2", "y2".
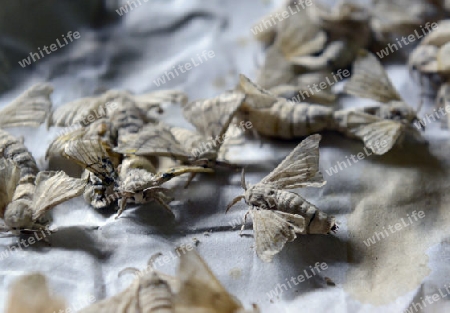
[
  {"x1": 227, "y1": 134, "x2": 335, "y2": 262},
  {"x1": 409, "y1": 19, "x2": 450, "y2": 127},
  {"x1": 238, "y1": 49, "x2": 422, "y2": 155},
  {"x1": 47, "y1": 89, "x2": 189, "y2": 210},
  {"x1": 6, "y1": 251, "x2": 259, "y2": 313},
  {"x1": 45, "y1": 87, "x2": 248, "y2": 219}
]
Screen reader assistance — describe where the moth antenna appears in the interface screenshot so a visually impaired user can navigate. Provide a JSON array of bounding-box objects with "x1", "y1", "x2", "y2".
[
  {"x1": 147, "y1": 252, "x2": 163, "y2": 269},
  {"x1": 118, "y1": 267, "x2": 140, "y2": 278},
  {"x1": 416, "y1": 75, "x2": 425, "y2": 114},
  {"x1": 241, "y1": 167, "x2": 247, "y2": 190}
]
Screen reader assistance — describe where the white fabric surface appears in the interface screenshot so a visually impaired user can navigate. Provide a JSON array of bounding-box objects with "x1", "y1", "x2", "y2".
[{"x1": 1, "y1": 1, "x2": 450, "y2": 312}]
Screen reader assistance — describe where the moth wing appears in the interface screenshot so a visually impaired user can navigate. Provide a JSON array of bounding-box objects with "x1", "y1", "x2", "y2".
[
  {"x1": 0, "y1": 158, "x2": 20, "y2": 217},
  {"x1": 114, "y1": 123, "x2": 190, "y2": 160},
  {"x1": 182, "y1": 92, "x2": 245, "y2": 139},
  {"x1": 169, "y1": 126, "x2": 207, "y2": 152},
  {"x1": 6, "y1": 273, "x2": 66, "y2": 313},
  {"x1": 351, "y1": 120, "x2": 404, "y2": 155},
  {"x1": 256, "y1": 45, "x2": 297, "y2": 91},
  {"x1": 133, "y1": 89, "x2": 188, "y2": 107},
  {"x1": 251, "y1": 209, "x2": 306, "y2": 262},
  {"x1": 32, "y1": 171, "x2": 87, "y2": 221},
  {"x1": 174, "y1": 251, "x2": 243, "y2": 313},
  {"x1": 344, "y1": 50, "x2": 403, "y2": 103},
  {"x1": 49, "y1": 95, "x2": 105, "y2": 127},
  {"x1": 238, "y1": 74, "x2": 279, "y2": 110},
  {"x1": 45, "y1": 127, "x2": 88, "y2": 159},
  {"x1": 274, "y1": 4, "x2": 327, "y2": 58},
  {"x1": 259, "y1": 134, "x2": 325, "y2": 189},
  {"x1": 63, "y1": 138, "x2": 116, "y2": 183},
  {"x1": 0, "y1": 83, "x2": 53, "y2": 128}
]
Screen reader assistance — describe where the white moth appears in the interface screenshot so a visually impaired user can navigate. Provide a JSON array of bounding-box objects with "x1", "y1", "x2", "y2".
[
  {"x1": 116, "y1": 154, "x2": 213, "y2": 217},
  {"x1": 370, "y1": 0, "x2": 442, "y2": 43},
  {"x1": 114, "y1": 92, "x2": 246, "y2": 186},
  {"x1": 5, "y1": 273, "x2": 66, "y2": 313},
  {"x1": 0, "y1": 130, "x2": 86, "y2": 231},
  {"x1": 49, "y1": 89, "x2": 185, "y2": 128},
  {"x1": 288, "y1": 1, "x2": 371, "y2": 72},
  {"x1": 79, "y1": 251, "x2": 259, "y2": 313},
  {"x1": 0, "y1": 83, "x2": 53, "y2": 128},
  {"x1": 343, "y1": 50, "x2": 424, "y2": 153},
  {"x1": 226, "y1": 135, "x2": 336, "y2": 262},
  {"x1": 238, "y1": 73, "x2": 402, "y2": 155},
  {"x1": 0, "y1": 157, "x2": 86, "y2": 231}
]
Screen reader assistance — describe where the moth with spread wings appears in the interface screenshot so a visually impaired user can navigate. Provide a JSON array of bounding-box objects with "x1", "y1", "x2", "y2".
[
  {"x1": 343, "y1": 50, "x2": 425, "y2": 153},
  {"x1": 238, "y1": 74, "x2": 399, "y2": 155},
  {"x1": 78, "y1": 251, "x2": 259, "y2": 313},
  {"x1": 63, "y1": 138, "x2": 211, "y2": 216},
  {"x1": 47, "y1": 88, "x2": 185, "y2": 209},
  {"x1": 226, "y1": 135, "x2": 336, "y2": 262},
  {"x1": 0, "y1": 156, "x2": 86, "y2": 232},
  {"x1": 115, "y1": 92, "x2": 246, "y2": 187}
]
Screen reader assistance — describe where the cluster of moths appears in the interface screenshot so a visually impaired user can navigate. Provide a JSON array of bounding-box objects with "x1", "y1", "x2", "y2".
[
  {"x1": 5, "y1": 251, "x2": 260, "y2": 313},
  {"x1": 409, "y1": 19, "x2": 450, "y2": 127},
  {"x1": 237, "y1": 50, "x2": 424, "y2": 156}
]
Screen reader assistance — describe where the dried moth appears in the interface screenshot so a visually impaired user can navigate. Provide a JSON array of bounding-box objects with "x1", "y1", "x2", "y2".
[{"x1": 227, "y1": 135, "x2": 335, "y2": 262}]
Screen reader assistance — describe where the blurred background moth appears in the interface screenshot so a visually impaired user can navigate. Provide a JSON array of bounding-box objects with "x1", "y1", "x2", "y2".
[
  {"x1": 77, "y1": 251, "x2": 259, "y2": 313},
  {"x1": 0, "y1": 130, "x2": 86, "y2": 231},
  {"x1": 408, "y1": 20, "x2": 450, "y2": 128},
  {"x1": 343, "y1": 50, "x2": 425, "y2": 152},
  {"x1": 226, "y1": 134, "x2": 336, "y2": 262},
  {"x1": 5, "y1": 273, "x2": 66, "y2": 313},
  {"x1": 115, "y1": 92, "x2": 246, "y2": 187},
  {"x1": 0, "y1": 83, "x2": 53, "y2": 128},
  {"x1": 47, "y1": 88, "x2": 184, "y2": 209}
]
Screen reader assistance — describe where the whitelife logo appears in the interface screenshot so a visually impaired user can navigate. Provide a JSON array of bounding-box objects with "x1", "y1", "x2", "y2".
[{"x1": 18, "y1": 31, "x2": 81, "y2": 68}]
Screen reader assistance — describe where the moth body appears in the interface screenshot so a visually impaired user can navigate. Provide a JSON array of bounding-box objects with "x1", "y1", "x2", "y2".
[{"x1": 245, "y1": 187, "x2": 334, "y2": 234}]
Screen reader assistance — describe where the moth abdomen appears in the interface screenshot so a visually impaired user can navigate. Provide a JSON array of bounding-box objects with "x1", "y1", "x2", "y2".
[
  {"x1": 272, "y1": 190, "x2": 334, "y2": 234},
  {"x1": 0, "y1": 130, "x2": 38, "y2": 183},
  {"x1": 139, "y1": 281, "x2": 173, "y2": 313}
]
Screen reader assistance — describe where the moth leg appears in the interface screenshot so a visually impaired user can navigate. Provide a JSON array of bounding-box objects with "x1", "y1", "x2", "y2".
[
  {"x1": 115, "y1": 197, "x2": 129, "y2": 219},
  {"x1": 239, "y1": 211, "x2": 250, "y2": 236},
  {"x1": 153, "y1": 194, "x2": 175, "y2": 218},
  {"x1": 183, "y1": 172, "x2": 197, "y2": 189}
]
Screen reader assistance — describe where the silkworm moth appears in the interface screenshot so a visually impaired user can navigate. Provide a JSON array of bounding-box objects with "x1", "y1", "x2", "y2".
[
  {"x1": 343, "y1": 50, "x2": 424, "y2": 151},
  {"x1": 6, "y1": 252, "x2": 258, "y2": 313},
  {"x1": 288, "y1": 1, "x2": 371, "y2": 72},
  {"x1": 226, "y1": 135, "x2": 336, "y2": 262},
  {"x1": 114, "y1": 92, "x2": 246, "y2": 186},
  {"x1": 238, "y1": 73, "x2": 406, "y2": 155},
  {"x1": 370, "y1": 0, "x2": 442, "y2": 43},
  {"x1": 0, "y1": 156, "x2": 86, "y2": 231}
]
